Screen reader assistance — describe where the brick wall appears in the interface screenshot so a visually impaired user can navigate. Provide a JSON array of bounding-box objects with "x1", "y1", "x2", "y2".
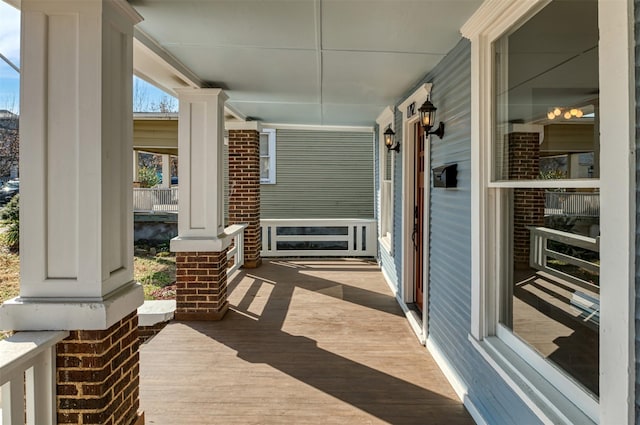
[
  {"x1": 228, "y1": 129, "x2": 261, "y2": 268},
  {"x1": 508, "y1": 132, "x2": 544, "y2": 267},
  {"x1": 175, "y1": 250, "x2": 229, "y2": 320},
  {"x1": 56, "y1": 312, "x2": 142, "y2": 425}
]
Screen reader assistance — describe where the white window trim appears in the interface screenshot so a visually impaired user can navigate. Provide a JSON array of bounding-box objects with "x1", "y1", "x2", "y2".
[
  {"x1": 462, "y1": 0, "x2": 635, "y2": 424},
  {"x1": 376, "y1": 106, "x2": 395, "y2": 254},
  {"x1": 260, "y1": 128, "x2": 276, "y2": 184}
]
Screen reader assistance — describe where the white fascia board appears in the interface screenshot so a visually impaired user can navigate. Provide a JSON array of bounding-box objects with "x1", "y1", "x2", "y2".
[
  {"x1": 134, "y1": 29, "x2": 202, "y2": 92},
  {"x1": 133, "y1": 30, "x2": 245, "y2": 121},
  {"x1": 263, "y1": 123, "x2": 373, "y2": 133}
]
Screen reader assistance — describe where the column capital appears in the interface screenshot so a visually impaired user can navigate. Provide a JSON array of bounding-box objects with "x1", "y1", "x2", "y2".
[
  {"x1": 175, "y1": 87, "x2": 228, "y2": 102},
  {"x1": 226, "y1": 121, "x2": 263, "y2": 132},
  {"x1": 170, "y1": 234, "x2": 233, "y2": 253}
]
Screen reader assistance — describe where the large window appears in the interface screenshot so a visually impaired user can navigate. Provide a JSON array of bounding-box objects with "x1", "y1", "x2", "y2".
[
  {"x1": 465, "y1": 0, "x2": 633, "y2": 422},
  {"x1": 492, "y1": 0, "x2": 600, "y2": 398},
  {"x1": 377, "y1": 107, "x2": 394, "y2": 252}
]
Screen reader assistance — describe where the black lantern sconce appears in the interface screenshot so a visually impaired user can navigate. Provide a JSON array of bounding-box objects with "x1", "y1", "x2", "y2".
[
  {"x1": 418, "y1": 99, "x2": 445, "y2": 139},
  {"x1": 384, "y1": 126, "x2": 400, "y2": 152}
]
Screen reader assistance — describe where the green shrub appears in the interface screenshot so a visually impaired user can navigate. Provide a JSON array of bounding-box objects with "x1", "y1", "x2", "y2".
[
  {"x1": 1, "y1": 195, "x2": 19, "y2": 252},
  {"x1": 138, "y1": 167, "x2": 160, "y2": 188}
]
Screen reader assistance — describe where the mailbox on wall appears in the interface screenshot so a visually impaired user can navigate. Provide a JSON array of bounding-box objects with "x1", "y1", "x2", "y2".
[{"x1": 432, "y1": 164, "x2": 457, "y2": 188}]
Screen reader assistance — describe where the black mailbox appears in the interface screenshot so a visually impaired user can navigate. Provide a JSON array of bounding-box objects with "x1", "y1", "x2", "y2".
[{"x1": 432, "y1": 164, "x2": 457, "y2": 188}]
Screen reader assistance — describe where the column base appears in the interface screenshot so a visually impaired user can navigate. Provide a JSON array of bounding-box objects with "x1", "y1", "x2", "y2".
[
  {"x1": 243, "y1": 258, "x2": 262, "y2": 269},
  {"x1": 57, "y1": 312, "x2": 141, "y2": 425},
  {"x1": 174, "y1": 302, "x2": 229, "y2": 321},
  {"x1": 174, "y1": 250, "x2": 229, "y2": 321}
]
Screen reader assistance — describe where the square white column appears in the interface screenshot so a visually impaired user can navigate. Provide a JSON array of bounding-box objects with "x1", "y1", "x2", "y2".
[
  {"x1": 0, "y1": 0, "x2": 144, "y2": 330},
  {"x1": 161, "y1": 154, "x2": 171, "y2": 187},
  {"x1": 170, "y1": 89, "x2": 232, "y2": 253}
]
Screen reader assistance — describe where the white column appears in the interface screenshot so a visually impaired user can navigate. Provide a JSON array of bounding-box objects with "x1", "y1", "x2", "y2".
[
  {"x1": 161, "y1": 154, "x2": 171, "y2": 187},
  {"x1": 0, "y1": 0, "x2": 144, "y2": 331},
  {"x1": 133, "y1": 150, "x2": 140, "y2": 181},
  {"x1": 170, "y1": 88, "x2": 232, "y2": 253}
]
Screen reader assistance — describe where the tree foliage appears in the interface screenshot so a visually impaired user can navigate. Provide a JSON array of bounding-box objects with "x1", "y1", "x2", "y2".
[
  {"x1": 0, "y1": 110, "x2": 19, "y2": 180},
  {"x1": 138, "y1": 167, "x2": 160, "y2": 188},
  {"x1": 1, "y1": 194, "x2": 19, "y2": 252}
]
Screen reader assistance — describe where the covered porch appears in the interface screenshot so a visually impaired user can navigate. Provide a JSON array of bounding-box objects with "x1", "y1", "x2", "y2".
[{"x1": 139, "y1": 259, "x2": 474, "y2": 424}]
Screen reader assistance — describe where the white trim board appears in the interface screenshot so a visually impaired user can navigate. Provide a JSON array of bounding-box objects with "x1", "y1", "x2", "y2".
[
  {"x1": 262, "y1": 123, "x2": 373, "y2": 133},
  {"x1": 427, "y1": 337, "x2": 489, "y2": 425}
]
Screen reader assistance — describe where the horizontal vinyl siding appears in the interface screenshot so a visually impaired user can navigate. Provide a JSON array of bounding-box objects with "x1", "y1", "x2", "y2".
[
  {"x1": 395, "y1": 39, "x2": 541, "y2": 424},
  {"x1": 261, "y1": 130, "x2": 374, "y2": 219},
  {"x1": 133, "y1": 119, "x2": 178, "y2": 152}
]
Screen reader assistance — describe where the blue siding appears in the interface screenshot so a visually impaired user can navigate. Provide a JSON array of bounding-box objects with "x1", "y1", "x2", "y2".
[{"x1": 393, "y1": 39, "x2": 541, "y2": 424}]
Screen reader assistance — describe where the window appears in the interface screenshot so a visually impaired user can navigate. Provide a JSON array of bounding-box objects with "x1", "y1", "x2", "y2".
[
  {"x1": 493, "y1": 0, "x2": 600, "y2": 397},
  {"x1": 260, "y1": 128, "x2": 276, "y2": 184},
  {"x1": 376, "y1": 107, "x2": 394, "y2": 253},
  {"x1": 464, "y1": 0, "x2": 635, "y2": 423}
]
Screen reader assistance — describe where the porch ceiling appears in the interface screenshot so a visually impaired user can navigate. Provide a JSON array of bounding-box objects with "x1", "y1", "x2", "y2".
[{"x1": 129, "y1": 0, "x2": 481, "y2": 126}]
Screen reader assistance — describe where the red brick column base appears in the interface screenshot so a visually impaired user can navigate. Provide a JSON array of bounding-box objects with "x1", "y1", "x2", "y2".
[
  {"x1": 228, "y1": 129, "x2": 262, "y2": 268},
  {"x1": 56, "y1": 311, "x2": 142, "y2": 425},
  {"x1": 175, "y1": 250, "x2": 229, "y2": 321}
]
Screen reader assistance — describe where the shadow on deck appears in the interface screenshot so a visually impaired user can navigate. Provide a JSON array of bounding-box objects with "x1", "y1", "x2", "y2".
[{"x1": 139, "y1": 259, "x2": 474, "y2": 424}]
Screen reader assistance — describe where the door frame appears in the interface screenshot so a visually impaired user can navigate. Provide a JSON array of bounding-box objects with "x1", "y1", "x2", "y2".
[{"x1": 399, "y1": 83, "x2": 432, "y2": 342}]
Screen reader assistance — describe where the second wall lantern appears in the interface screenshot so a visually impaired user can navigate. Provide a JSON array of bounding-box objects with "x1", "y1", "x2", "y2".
[
  {"x1": 384, "y1": 126, "x2": 400, "y2": 152},
  {"x1": 418, "y1": 99, "x2": 445, "y2": 139}
]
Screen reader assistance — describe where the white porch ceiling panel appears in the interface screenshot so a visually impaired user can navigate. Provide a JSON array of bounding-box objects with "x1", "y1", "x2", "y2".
[{"x1": 129, "y1": 0, "x2": 481, "y2": 126}]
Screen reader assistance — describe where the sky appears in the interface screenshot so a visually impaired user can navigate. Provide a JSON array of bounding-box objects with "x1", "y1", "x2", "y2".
[
  {"x1": 0, "y1": 1, "x2": 20, "y2": 113},
  {"x1": 0, "y1": 1, "x2": 173, "y2": 114}
]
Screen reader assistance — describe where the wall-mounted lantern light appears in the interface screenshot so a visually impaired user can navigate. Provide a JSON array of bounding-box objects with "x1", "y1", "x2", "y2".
[
  {"x1": 384, "y1": 126, "x2": 400, "y2": 152},
  {"x1": 418, "y1": 99, "x2": 445, "y2": 139}
]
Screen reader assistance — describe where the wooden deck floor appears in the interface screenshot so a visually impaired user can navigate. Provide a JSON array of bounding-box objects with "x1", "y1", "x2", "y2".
[{"x1": 139, "y1": 259, "x2": 474, "y2": 425}]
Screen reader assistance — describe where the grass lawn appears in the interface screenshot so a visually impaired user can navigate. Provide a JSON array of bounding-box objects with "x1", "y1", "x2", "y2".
[
  {"x1": 0, "y1": 249, "x2": 19, "y2": 303},
  {"x1": 0, "y1": 247, "x2": 177, "y2": 303}
]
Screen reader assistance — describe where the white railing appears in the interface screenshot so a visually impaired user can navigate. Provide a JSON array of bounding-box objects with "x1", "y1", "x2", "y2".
[
  {"x1": 261, "y1": 219, "x2": 377, "y2": 257},
  {"x1": 544, "y1": 191, "x2": 599, "y2": 217},
  {"x1": 1, "y1": 331, "x2": 69, "y2": 425},
  {"x1": 225, "y1": 223, "x2": 247, "y2": 276},
  {"x1": 529, "y1": 226, "x2": 599, "y2": 292},
  {"x1": 133, "y1": 187, "x2": 178, "y2": 213}
]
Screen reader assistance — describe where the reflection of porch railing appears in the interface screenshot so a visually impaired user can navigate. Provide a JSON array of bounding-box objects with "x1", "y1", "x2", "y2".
[
  {"x1": 0, "y1": 331, "x2": 69, "y2": 424},
  {"x1": 528, "y1": 226, "x2": 600, "y2": 325},
  {"x1": 529, "y1": 226, "x2": 599, "y2": 290},
  {"x1": 133, "y1": 187, "x2": 178, "y2": 213},
  {"x1": 261, "y1": 219, "x2": 377, "y2": 257},
  {"x1": 544, "y1": 191, "x2": 599, "y2": 217}
]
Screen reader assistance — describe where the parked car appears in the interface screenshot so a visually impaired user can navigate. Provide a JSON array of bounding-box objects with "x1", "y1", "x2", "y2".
[{"x1": 0, "y1": 179, "x2": 19, "y2": 204}]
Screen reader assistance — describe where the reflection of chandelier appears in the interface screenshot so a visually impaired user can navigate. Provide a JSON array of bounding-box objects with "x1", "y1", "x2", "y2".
[{"x1": 547, "y1": 107, "x2": 584, "y2": 120}]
